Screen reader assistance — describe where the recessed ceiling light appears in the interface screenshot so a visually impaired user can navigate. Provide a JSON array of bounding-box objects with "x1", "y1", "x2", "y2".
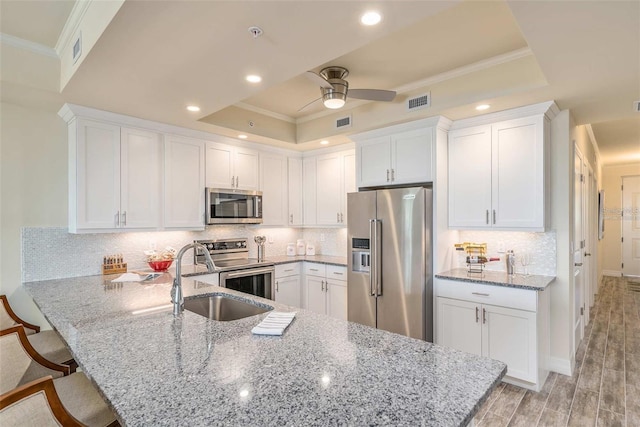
[
  {"x1": 476, "y1": 104, "x2": 490, "y2": 111},
  {"x1": 320, "y1": 140, "x2": 329, "y2": 145},
  {"x1": 186, "y1": 105, "x2": 200, "y2": 112},
  {"x1": 360, "y1": 11, "x2": 381, "y2": 26},
  {"x1": 238, "y1": 134, "x2": 248, "y2": 139},
  {"x1": 246, "y1": 75, "x2": 262, "y2": 83}
]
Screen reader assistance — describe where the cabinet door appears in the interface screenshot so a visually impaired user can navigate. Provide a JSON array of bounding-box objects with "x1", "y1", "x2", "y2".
[
  {"x1": 120, "y1": 128, "x2": 161, "y2": 229},
  {"x1": 305, "y1": 276, "x2": 326, "y2": 315},
  {"x1": 164, "y1": 135, "x2": 205, "y2": 229},
  {"x1": 342, "y1": 151, "x2": 356, "y2": 225},
  {"x1": 326, "y1": 279, "x2": 347, "y2": 320},
  {"x1": 392, "y1": 128, "x2": 433, "y2": 184},
  {"x1": 448, "y1": 125, "x2": 492, "y2": 228},
  {"x1": 436, "y1": 297, "x2": 482, "y2": 356},
  {"x1": 234, "y1": 147, "x2": 259, "y2": 190},
  {"x1": 260, "y1": 154, "x2": 287, "y2": 226},
  {"x1": 302, "y1": 157, "x2": 317, "y2": 225},
  {"x1": 492, "y1": 116, "x2": 545, "y2": 229},
  {"x1": 358, "y1": 137, "x2": 390, "y2": 188},
  {"x1": 287, "y1": 157, "x2": 303, "y2": 226},
  {"x1": 275, "y1": 275, "x2": 301, "y2": 307},
  {"x1": 482, "y1": 304, "x2": 537, "y2": 383},
  {"x1": 74, "y1": 119, "x2": 121, "y2": 231},
  {"x1": 205, "y1": 142, "x2": 233, "y2": 188},
  {"x1": 316, "y1": 153, "x2": 342, "y2": 225}
]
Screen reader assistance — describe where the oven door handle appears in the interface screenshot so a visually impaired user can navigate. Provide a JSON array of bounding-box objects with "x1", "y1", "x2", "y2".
[{"x1": 223, "y1": 267, "x2": 274, "y2": 279}]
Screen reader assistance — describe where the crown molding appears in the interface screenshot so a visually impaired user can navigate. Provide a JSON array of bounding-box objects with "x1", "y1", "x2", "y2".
[
  {"x1": 0, "y1": 33, "x2": 58, "y2": 58},
  {"x1": 55, "y1": 0, "x2": 92, "y2": 57},
  {"x1": 449, "y1": 101, "x2": 560, "y2": 130},
  {"x1": 234, "y1": 102, "x2": 296, "y2": 123},
  {"x1": 349, "y1": 116, "x2": 452, "y2": 142}
]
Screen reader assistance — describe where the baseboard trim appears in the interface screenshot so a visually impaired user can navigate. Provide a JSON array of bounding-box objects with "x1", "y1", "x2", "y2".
[
  {"x1": 548, "y1": 356, "x2": 572, "y2": 376},
  {"x1": 602, "y1": 270, "x2": 621, "y2": 277}
]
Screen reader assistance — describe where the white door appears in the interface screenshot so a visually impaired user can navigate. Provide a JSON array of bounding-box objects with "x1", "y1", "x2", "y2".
[
  {"x1": 492, "y1": 116, "x2": 544, "y2": 229},
  {"x1": 305, "y1": 276, "x2": 326, "y2": 315},
  {"x1": 234, "y1": 148, "x2": 259, "y2": 190},
  {"x1": 482, "y1": 304, "x2": 537, "y2": 383},
  {"x1": 436, "y1": 297, "x2": 482, "y2": 356},
  {"x1": 316, "y1": 153, "x2": 342, "y2": 225},
  {"x1": 573, "y1": 146, "x2": 585, "y2": 351},
  {"x1": 448, "y1": 125, "x2": 492, "y2": 228},
  {"x1": 287, "y1": 157, "x2": 303, "y2": 226},
  {"x1": 358, "y1": 137, "x2": 390, "y2": 188},
  {"x1": 164, "y1": 135, "x2": 205, "y2": 229},
  {"x1": 75, "y1": 119, "x2": 121, "y2": 230},
  {"x1": 392, "y1": 128, "x2": 433, "y2": 184},
  {"x1": 275, "y1": 276, "x2": 301, "y2": 307},
  {"x1": 205, "y1": 142, "x2": 233, "y2": 188},
  {"x1": 622, "y1": 175, "x2": 640, "y2": 277},
  {"x1": 582, "y1": 166, "x2": 593, "y2": 322},
  {"x1": 326, "y1": 280, "x2": 347, "y2": 320},
  {"x1": 259, "y1": 154, "x2": 287, "y2": 226},
  {"x1": 120, "y1": 128, "x2": 161, "y2": 229}
]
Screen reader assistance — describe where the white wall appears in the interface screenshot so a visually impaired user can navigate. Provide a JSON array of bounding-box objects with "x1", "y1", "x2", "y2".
[
  {"x1": 0, "y1": 102, "x2": 68, "y2": 326},
  {"x1": 601, "y1": 162, "x2": 640, "y2": 275}
]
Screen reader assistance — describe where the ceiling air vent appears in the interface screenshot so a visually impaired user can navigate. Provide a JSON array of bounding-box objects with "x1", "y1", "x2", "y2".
[
  {"x1": 335, "y1": 115, "x2": 352, "y2": 129},
  {"x1": 634, "y1": 101, "x2": 640, "y2": 113},
  {"x1": 72, "y1": 32, "x2": 82, "y2": 64},
  {"x1": 407, "y1": 92, "x2": 431, "y2": 111}
]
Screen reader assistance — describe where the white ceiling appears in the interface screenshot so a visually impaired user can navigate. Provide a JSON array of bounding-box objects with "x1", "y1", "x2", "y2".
[{"x1": 0, "y1": 0, "x2": 638, "y2": 164}]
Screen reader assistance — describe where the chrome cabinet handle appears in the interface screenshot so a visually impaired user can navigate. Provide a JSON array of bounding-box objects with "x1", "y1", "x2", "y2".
[
  {"x1": 391, "y1": 169, "x2": 395, "y2": 181},
  {"x1": 231, "y1": 176, "x2": 235, "y2": 187},
  {"x1": 386, "y1": 169, "x2": 390, "y2": 182},
  {"x1": 332, "y1": 272, "x2": 343, "y2": 276},
  {"x1": 492, "y1": 210, "x2": 496, "y2": 224},
  {"x1": 235, "y1": 176, "x2": 239, "y2": 187},
  {"x1": 340, "y1": 213, "x2": 344, "y2": 223},
  {"x1": 472, "y1": 292, "x2": 490, "y2": 297},
  {"x1": 486, "y1": 210, "x2": 489, "y2": 225},
  {"x1": 320, "y1": 280, "x2": 325, "y2": 291},
  {"x1": 575, "y1": 263, "x2": 583, "y2": 267},
  {"x1": 290, "y1": 214, "x2": 293, "y2": 223},
  {"x1": 585, "y1": 253, "x2": 591, "y2": 256},
  {"x1": 310, "y1": 268, "x2": 319, "y2": 272},
  {"x1": 337, "y1": 212, "x2": 340, "y2": 223},
  {"x1": 122, "y1": 211, "x2": 127, "y2": 226},
  {"x1": 284, "y1": 268, "x2": 294, "y2": 272},
  {"x1": 115, "y1": 211, "x2": 120, "y2": 227},
  {"x1": 275, "y1": 281, "x2": 279, "y2": 292},
  {"x1": 482, "y1": 308, "x2": 487, "y2": 324},
  {"x1": 476, "y1": 307, "x2": 479, "y2": 323}
]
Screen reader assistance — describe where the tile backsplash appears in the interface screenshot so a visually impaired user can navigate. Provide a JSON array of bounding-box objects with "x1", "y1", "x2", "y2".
[{"x1": 22, "y1": 227, "x2": 347, "y2": 282}]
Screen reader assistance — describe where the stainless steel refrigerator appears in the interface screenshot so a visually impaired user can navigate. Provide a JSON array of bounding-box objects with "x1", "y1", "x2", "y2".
[{"x1": 347, "y1": 186, "x2": 433, "y2": 341}]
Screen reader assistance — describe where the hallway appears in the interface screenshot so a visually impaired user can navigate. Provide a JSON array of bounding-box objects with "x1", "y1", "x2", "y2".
[{"x1": 473, "y1": 276, "x2": 640, "y2": 426}]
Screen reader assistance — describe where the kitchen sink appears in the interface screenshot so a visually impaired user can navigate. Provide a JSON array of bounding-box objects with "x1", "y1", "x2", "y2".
[{"x1": 184, "y1": 294, "x2": 272, "y2": 321}]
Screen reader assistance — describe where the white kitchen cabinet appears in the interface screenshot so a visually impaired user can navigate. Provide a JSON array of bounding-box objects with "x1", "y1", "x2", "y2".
[
  {"x1": 287, "y1": 157, "x2": 303, "y2": 226},
  {"x1": 275, "y1": 263, "x2": 301, "y2": 307},
  {"x1": 304, "y1": 263, "x2": 347, "y2": 319},
  {"x1": 206, "y1": 141, "x2": 259, "y2": 190},
  {"x1": 259, "y1": 153, "x2": 288, "y2": 226},
  {"x1": 448, "y1": 113, "x2": 549, "y2": 231},
  {"x1": 357, "y1": 128, "x2": 433, "y2": 188},
  {"x1": 435, "y1": 278, "x2": 549, "y2": 391},
  {"x1": 164, "y1": 135, "x2": 205, "y2": 229},
  {"x1": 306, "y1": 149, "x2": 355, "y2": 226},
  {"x1": 69, "y1": 118, "x2": 162, "y2": 232}
]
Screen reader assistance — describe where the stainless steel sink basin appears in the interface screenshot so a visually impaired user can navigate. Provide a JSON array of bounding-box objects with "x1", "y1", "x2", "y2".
[{"x1": 184, "y1": 295, "x2": 272, "y2": 321}]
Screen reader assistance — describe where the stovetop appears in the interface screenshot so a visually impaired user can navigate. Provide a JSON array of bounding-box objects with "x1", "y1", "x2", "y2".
[{"x1": 194, "y1": 238, "x2": 273, "y2": 272}]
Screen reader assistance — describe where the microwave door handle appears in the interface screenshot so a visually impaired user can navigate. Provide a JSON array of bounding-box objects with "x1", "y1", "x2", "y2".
[{"x1": 255, "y1": 196, "x2": 261, "y2": 218}]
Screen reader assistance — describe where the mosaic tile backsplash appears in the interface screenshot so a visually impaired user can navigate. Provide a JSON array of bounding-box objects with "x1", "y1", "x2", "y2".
[{"x1": 22, "y1": 227, "x2": 347, "y2": 282}]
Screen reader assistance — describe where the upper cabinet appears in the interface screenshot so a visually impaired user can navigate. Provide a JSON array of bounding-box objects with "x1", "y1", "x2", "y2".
[
  {"x1": 206, "y1": 141, "x2": 259, "y2": 190},
  {"x1": 287, "y1": 157, "x2": 303, "y2": 226},
  {"x1": 164, "y1": 135, "x2": 205, "y2": 229},
  {"x1": 352, "y1": 117, "x2": 450, "y2": 189},
  {"x1": 68, "y1": 118, "x2": 162, "y2": 233},
  {"x1": 303, "y1": 149, "x2": 355, "y2": 226},
  {"x1": 259, "y1": 153, "x2": 288, "y2": 226},
  {"x1": 448, "y1": 102, "x2": 557, "y2": 231}
]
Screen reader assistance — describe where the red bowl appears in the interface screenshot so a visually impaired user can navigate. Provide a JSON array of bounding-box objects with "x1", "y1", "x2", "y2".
[{"x1": 148, "y1": 259, "x2": 173, "y2": 272}]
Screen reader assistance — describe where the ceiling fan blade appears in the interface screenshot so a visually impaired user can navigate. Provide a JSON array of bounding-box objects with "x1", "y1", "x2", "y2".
[
  {"x1": 348, "y1": 89, "x2": 396, "y2": 102},
  {"x1": 305, "y1": 71, "x2": 334, "y2": 89},
  {"x1": 298, "y1": 97, "x2": 323, "y2": 112}
]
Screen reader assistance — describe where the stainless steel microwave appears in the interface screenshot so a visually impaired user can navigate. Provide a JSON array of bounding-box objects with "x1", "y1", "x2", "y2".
[{"x1": 205, "y1": 188, "x2": 263, "y2": 224}]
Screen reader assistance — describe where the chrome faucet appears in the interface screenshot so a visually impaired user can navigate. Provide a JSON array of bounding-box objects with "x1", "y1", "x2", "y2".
[{"x1": 172, "y1": 243, "x2": 216, "y2": 316}]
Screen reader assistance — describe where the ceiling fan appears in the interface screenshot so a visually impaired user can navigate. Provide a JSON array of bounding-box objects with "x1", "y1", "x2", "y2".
[{"x1": 300, "y1": 66, "x2": 396, "y2": 111}]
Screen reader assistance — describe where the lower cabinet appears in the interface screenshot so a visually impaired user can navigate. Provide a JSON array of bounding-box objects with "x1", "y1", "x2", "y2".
[
  {"x1": 435, "y1": 278, "x2": 549, "y2": 391},
  {"x1": 274, "y1": 263, "x2": 301, "y2": 307},
  {"x1": 304, "y1": 263, "x2": 347, "y2": 320}
]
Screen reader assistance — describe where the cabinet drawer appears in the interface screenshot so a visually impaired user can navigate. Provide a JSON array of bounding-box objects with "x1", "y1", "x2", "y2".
[
  {"x1": 435, "y1": 278, "x2": 537, "y2": 312},
  {"x1": 326, "y1": 265, "x2": 347, "y2": 281},
  {"x1": 275, "y1": 262, "x2": 301, "y2": 278},
  {"x1": 304, "y1": 262, "x2": 326, "y2": 277}
]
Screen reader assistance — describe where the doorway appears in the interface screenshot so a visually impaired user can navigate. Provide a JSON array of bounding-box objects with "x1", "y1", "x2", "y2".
[{"x1": 622, "y1": 175, "x2": 640, "y2": 278}]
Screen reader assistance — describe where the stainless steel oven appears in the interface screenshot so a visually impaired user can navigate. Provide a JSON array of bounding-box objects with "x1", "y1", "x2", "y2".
[
  {"x1": 219, "y1": 266, "x2": 274, "y2": 300},
  {"x1": 206, "y1": 188, "x2": 262, "y2": 224}
]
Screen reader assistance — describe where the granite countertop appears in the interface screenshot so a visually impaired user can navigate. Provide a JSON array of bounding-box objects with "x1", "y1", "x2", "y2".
[
  {"x1": 25, "y1": 274, "x2": 505, "y2": 426},
  {"x1": 436, "y1": 268, "x2": 556, "y2": 291}
]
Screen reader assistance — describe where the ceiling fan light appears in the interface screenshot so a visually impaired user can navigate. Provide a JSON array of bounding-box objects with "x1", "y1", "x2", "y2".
[{"x1": 324, "y1": 98, "x2": 346, "y2": 109}]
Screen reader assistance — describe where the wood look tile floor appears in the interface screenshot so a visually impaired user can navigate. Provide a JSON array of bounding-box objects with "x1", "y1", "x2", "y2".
[{"x1": 473, "y1": 276, "x2": 640, "y2": 427}]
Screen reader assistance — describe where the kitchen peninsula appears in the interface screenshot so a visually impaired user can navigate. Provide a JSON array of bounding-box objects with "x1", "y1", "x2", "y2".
[{"x1": 25, "y1": 274, "x2": 505, "y2": 426}]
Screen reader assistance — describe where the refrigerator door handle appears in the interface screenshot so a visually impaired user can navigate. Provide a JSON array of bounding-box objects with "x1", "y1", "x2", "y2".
[
  {"x1": 369, "y1": 219, "x2": 376, "y2": 296},
  {"x1": 372, "y1": 219, "x2": 382, "y2": 297}
]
